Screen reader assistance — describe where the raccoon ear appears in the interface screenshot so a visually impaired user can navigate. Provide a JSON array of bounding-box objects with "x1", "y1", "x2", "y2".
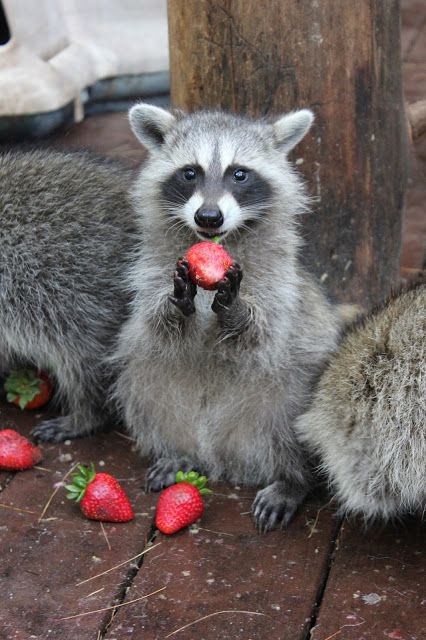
[
  {"x1": 129, "y1": 103, "x2": 177, "y2": 151},
  {"x1": 272, "y1": 109, "x2": 314, "y2": 152}
]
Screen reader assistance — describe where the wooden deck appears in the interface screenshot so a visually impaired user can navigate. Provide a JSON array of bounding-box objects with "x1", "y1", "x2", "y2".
[
  {"x1": 1, "y1": 2, "x2": 425, "y2": 638},
  {"x1": 1, "y1": 402, "x2": 425, "y2": 640}
]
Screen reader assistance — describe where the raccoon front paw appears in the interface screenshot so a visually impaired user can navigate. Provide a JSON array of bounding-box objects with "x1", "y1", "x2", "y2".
[
  {"x1": 31, "y1": 416, "x2": 84, "y2": 443},
  {"x1": 251, "y1": 480, "x2": 307, "y2": 533},
  {"x1": 169, "y1": 258, "x2": 197, "y2": 317},
  {"x1": 212, "y1": 262, "x2": 242, "y2": 313},
  {"x1": 145, "y1": 456, "x2": 196, "y2": 492}
]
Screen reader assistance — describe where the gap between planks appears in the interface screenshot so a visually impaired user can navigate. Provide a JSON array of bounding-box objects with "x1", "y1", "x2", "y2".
[
  {"x1": 304, "y1": 514, "x2": 345, "y2": 640},
  {"x1": 97, "y1": 520, "x2": 159, "y2": 638}
]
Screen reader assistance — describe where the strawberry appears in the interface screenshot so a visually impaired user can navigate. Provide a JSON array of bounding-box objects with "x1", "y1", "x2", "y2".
[
  {"x1": 66, "y1": 464, "x2": 134, "y2": 522},
  {"x1": 4, "y1": 369, "x2": 53, "y2": 410},
  {"x1": 0, "y1": 429, "x2": 42, "y2": 470},
  {"x1": 186, "y1": 241, "x2": 234, "y2": 290},
  {"x1": 155, "y1": 470, "x2": 211, "y2": 534}
]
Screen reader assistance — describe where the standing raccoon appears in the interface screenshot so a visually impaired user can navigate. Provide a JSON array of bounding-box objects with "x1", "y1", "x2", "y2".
[
  {"x1": 114, "y1": 104, "x2": 342, "y2": 531},
  {"x1": 0, "y1": 149, "x2": 138, "y2": 440},
  {"x1": 295, "y1": 284, "x2": 426, "y2": 521}
]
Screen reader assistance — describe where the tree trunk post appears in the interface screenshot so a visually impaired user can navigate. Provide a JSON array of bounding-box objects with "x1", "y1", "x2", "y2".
[{"x1": 167, "y1": 0, "x2": 406, "y2": 307}]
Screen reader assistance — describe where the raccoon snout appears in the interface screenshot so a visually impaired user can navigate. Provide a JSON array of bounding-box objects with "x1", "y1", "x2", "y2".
[{"x1": 194, "y1": 207, "x2": 224, "y2": 229}]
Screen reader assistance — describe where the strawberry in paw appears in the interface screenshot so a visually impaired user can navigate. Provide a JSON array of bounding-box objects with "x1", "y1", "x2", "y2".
[
  {"x1": 66, "y1": 463, "x2": 134, "y2": 522},
  {"x1": 155, "y1": 470, "x2": 211, "y2": 534},
  {"x1": 186, "y1": 241, "x2": 234, "y2": 290},
  {"x1": 0, "y1": 429, "x2": 42, "y2": 470},
  {"x1": 4, "y1": 369, "x2": 53, "y2": 410}
]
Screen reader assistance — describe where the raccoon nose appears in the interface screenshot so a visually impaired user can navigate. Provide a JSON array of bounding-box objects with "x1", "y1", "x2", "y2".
[{"x1": 194, "y1": 208, "x2": 224, "y2": 229}]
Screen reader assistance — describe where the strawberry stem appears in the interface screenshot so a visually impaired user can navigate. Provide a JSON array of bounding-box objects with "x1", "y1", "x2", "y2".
[
  {"x1": 174, "y1": 470, "x2": 212, "y2": 494},
  {"x1": 65, "y1": 463, "x2": 96, "y2": 502},
  {"x1": 4, "y1": 368, "x2": 44, "y2": 409}
]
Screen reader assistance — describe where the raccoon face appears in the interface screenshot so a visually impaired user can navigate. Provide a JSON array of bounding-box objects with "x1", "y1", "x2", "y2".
[
  {"x1": 130, "y1": 104, "x2": 313, "y2": 239},
  {"x1": 158, "y1": 160, "x2": 274, "y2": 240}
]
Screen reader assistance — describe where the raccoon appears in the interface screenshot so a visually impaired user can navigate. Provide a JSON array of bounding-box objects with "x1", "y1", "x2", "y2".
[
  {"x1": 0, "y1": 148, "x2": 138, "y2": 440},
  {"x1": 114, "y1": 104, "x2": 342, "y2": 531},
  {"x1": 294, "y1": 283, "x2": 426, "y2": 521}
]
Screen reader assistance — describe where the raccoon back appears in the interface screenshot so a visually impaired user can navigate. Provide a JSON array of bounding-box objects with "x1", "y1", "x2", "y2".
[
  {"x1": 295, "y1": 283, "x2": 426, "y2": 520},
  {"x1": 0, "y1": 148, "x2": 139, "y2": 360}
]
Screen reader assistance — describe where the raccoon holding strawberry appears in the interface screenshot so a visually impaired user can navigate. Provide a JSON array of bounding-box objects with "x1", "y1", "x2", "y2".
[
  {"x1": 113, "y1": 104, "x2": 343, "y2": 532},
  {"x1": 0, "y1": 104, "x2": 345, "y2": 532}
]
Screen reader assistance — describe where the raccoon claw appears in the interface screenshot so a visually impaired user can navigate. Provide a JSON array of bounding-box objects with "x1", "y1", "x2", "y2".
[
  {"x1": 251, "y1": 481, "x2": 304, "y2": 533},
  {"x1": 175, "y1": 257, "x2": 190, "y2": 278},
  {"x1": 212, "y1": 262, "x2": 242, "y2": 313},
  {"x1": 31, "y1": 416, "x2": 81, "y2": 443},
  {"x1": 169, "y1": 258, "x2": 197, "y2": 317},
  {"x1": 145, "y1": 457, "x2": 196, "y2": 492}
]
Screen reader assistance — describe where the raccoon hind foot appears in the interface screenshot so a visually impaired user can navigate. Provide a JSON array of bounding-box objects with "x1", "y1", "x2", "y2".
[
  {"x1": 252, "y1": 480, "x2": 308, "y2": 533},
  {"x1": 31, "y1": 415, "x2": 92, "y2": 443},
  {"x1": 145, "y1": 456, "x2": 197, "y2": 492}
]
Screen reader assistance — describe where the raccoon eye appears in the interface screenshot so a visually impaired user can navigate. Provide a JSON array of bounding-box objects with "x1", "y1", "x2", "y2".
[
  {"x1": 183, "y1": 167, "x2": 197, "y2": 181},
  {"x1": 233, "y1": 168, "x2": 248, "y2": 182}
]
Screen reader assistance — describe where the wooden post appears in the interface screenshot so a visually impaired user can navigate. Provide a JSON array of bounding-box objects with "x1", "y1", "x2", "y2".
[{"x1": 167, "y1": 0, "x2": 406, "y2": 307}]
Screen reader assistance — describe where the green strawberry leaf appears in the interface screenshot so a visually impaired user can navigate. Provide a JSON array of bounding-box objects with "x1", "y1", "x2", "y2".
[
  {"x1": 71, "y1": 478, "x2": 87, "y2": 489},
  {"x1": 194, "y1": 475, "x2": 208, "y2": 489},
  {"x1": 175, "y1": 470, "x2": 211, "y2": 494},
  {"x1": 175, "y1": 470, "x2": 185, "y2": 483},
  {"x1": 4, "y1": 368, "x2": 43, "y2": 409},
  {"x1": 66, "y1": 463, "x2": 97, "y2": 502}
]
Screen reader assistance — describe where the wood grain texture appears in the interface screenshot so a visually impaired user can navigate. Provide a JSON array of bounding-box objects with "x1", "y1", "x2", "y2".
[
  {"x1": 311, "y1": 518, "x2": 426, "y2": 639},
  {"x1": 168, "y1": 0, "x2": 406, "y2": 307},
  {"x1": 0, "y1": 402, "x2": 155, "y2": 640},
  {"x1": 109, "y1": 487, "x2": 340, "y2": 640}
]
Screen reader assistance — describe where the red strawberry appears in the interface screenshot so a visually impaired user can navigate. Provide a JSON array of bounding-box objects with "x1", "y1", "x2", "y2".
[
  {"x1": 0, "y1": 429, "x2": 42, "y2": 470},
  {"x1": 4, "y1": 369, "x2": 53, "y2": 410},
  {"x1": 155, "y1": 471, "x2": 211, "y2": 534},
  {"x1": 186, "y1": 241, "x2": 234, "y2": 290},
  {"x1": 66, "y1": 464, "x2": 134, "y2": 522}
]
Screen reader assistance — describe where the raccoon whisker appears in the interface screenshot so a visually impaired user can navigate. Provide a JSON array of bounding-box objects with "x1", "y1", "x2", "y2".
[
  {"x1": 229, "y1": 227, "x2": 248, "y2": 244},
  {"x1": 159, "y1": 200, "x2": 188, "y2": 213},
  {"x1": 248, "y1": 212, "x2": 272, "y2": 222},
  {"x1": 237, "y1": 223, "x2": 262, "y2": 237},
  {"x1": 165, "y1": 226, "x2": 190, "y2": 242},
  {"x1": 241, "y1": 210, "x2": 272, "y2": 221},
  {"x1": 242, "y1": 211, "x2": 273, "y2": 223},
  {"x1": 159, "y1": 210, "x2": 178, "y2": 220},
  {"x1": 156, "y1": 206, "x2": 187, "y2": 226},
  {"x1": 242, "y1": 201, "x2": 274, "y2": 210},
  {"x1": 158, "y1": 187, "x2": 190, "y2": 206},
  {"x1": 157, "y1": 194, "x2": 190, "y2": 210},
  {"x1": 164, "y1": 219, "x2": 191, "y2": 240},
  {"x1": 157, "y1": 202, "x2": 187, "y2": 216},
  {"x1": 164, "y1": 215, "x2": 184, "y2": 229}
]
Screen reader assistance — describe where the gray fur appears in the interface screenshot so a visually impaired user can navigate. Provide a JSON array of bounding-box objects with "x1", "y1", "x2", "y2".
[
  {"x1": 295, "y1": 284, "x2": 426, "y2": 521},
  {"x1": 114, "y1": 104, "x2": 342, "y2": 531},
  {"x1": 0, "y1": 148, "x2": 138, "y2": 441}
]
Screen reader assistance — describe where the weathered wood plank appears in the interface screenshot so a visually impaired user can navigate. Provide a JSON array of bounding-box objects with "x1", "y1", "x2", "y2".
[
  {"x1": 168, "y1": 0, "x2": 406, "y2": 308},
  {"x1": 106, "y1": 487, "x2": 339, "y2": 639},
  {"x1": 311, "y1": 518, "x2": 426, "y2": 640},
  {"x1": 0, "y1": 402, "x2": 156, "y2": 640},
  {"x1": 51, "y1": 111, "x2": 146, "y2": 168}
]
